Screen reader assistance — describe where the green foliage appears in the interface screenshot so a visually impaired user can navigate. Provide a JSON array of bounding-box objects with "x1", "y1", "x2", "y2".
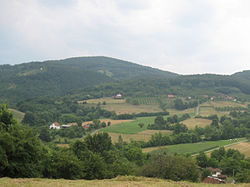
[
  {"x1": 196, "y1": 152, "x2": 209, "y2": 168},
  {"x1": 85, "y1": 132, "x2": 112, "y2": 154},
  {"x1": 140, "y1": 154, "x2": 199, "y2": 182},
  {"x1": 43, "y1": 148, "x2": 84, "y2": 179},
  {"x1": 0, "y1": 105, "x2": 46, "y2": 177},
  {"x1": 201, "y1": 168, "x2": 212, "y2": 181}
]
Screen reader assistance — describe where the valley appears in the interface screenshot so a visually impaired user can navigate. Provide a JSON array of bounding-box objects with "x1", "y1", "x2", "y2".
[{"x1": 0, "y1": 56, "x2": 250, "y2": 185}]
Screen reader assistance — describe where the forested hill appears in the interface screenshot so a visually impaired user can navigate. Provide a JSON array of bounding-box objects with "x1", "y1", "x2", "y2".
[{"x1": 0, "y1": 56, "x2": 176, "y2": 103}]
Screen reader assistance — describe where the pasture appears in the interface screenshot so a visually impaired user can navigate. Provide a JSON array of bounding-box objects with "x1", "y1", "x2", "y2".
[
  {"x1": 82, "y1": 119, "x2": 133, "y2": 127},
  {"x1": 101, "y1": 117, "x2": 156, "y2": 134},
  {"x1": 182, "y1": 118, "x2": 212, "y2": 129},
  {"x1": 225, "y1": 141, "x2": 250, "y2": 157},
  {"x1": 83, "y1": 97, "x2": 126, "y2": 104},
  {"x1": 108, "y1": 130, "x2": 172, "y2": 143},
  {"x1": 102, "y1": 103, "x2": 163, "y2": 114},
  {"x1": 0, "y1": 176, "x2": 248, "y2": 187},
  {"x1": 211, "y1": 101, "x2": 247, "y2": 108},
  {"x1": 142, "y1": 138, "x2": 245, "y2": 154}
]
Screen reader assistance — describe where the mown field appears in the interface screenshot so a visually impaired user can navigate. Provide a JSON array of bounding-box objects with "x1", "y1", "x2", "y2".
[
  {"x1": 108, "y1": 130, "x2": 172, "y2": 143},
  {"x1": 101, "y1": 116, "x2": 156, "y2": 134},
  {"x1": 182, "y1": 118, "x2": 211, "y2": 129},
  {"x1": 80, "y1": 97, "x2": 126, "y2": 104},
  {"x1": 142, "y1": 138, "x2": 246, "y2": 154},
  {"x1": 211, "y1": 101, "x2": 247, "y2": 108},
  {"x1": 82, "y1": 119, "x2": 133, "y2": 127},
  {"x1": 0, "y1": 176, "x2": 248, "y2": 187},
  {"x1": 225, "y1": 141, "x2": 250, "y2": 157},
  {"x1": 103, "y1": 103, "x2": 163, "y2": 114}
]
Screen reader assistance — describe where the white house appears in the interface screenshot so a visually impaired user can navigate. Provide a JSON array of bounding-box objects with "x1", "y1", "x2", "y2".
[{"x1": 49, "y1": 122, "x2": 61, "y2": 129}]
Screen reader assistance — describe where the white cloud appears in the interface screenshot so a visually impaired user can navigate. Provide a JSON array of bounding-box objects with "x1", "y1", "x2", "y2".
[{"x1": 0, "y1": 0, "x2": 250, "y2": 74}]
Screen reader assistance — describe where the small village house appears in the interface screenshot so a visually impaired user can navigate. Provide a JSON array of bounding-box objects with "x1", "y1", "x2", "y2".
[
  {"x1": 203, "y1": 168, "x2": 227, "y2": 184},
  {"x1": 168, "y1": 94, "x2": 175, "y2": 98},
  {"x1": 49, "y1": 122, "x2": 60, "y2": 129},
  {"x1": 114, "y1": 93, "x2": 122, "y2": 99}
]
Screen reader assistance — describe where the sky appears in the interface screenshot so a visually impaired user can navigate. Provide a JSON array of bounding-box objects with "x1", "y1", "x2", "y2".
[{"x1": 1, "y1": 0, "x2": 250, "y2": 75}]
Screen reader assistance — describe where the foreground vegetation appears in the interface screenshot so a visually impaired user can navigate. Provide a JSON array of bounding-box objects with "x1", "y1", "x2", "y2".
[{"x1": 1, "y1": 104, "x2": 249, "y2": 184}]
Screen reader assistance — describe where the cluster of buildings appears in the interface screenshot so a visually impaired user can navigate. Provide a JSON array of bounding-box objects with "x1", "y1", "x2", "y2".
[
  {"x1": 49, "y1": 122, "x2": 77, "y2": 130},
  {"x1": 203, "y1": 168, "x2": 228, "y2": 184},
  {"x1": 49, "y1": 122, "x2": 92, "y2": 130}
]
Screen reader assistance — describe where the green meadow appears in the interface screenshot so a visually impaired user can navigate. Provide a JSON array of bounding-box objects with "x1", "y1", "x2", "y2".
[
  {"x1": 143, "y1": 138, "x2": 246, "y2": 154},
  {"x1": 101, "y1": 116, "x2": 156, "y2": 134}
]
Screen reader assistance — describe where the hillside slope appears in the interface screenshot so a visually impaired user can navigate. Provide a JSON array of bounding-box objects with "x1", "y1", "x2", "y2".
[{"x1": 0, "y1": 56, "x2": 176, "y2": 103}]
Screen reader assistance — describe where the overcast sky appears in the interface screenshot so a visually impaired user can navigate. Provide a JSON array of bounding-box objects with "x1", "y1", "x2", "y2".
[{"x1": 1, "y1": 0, "x2": 250, "y2": 74}]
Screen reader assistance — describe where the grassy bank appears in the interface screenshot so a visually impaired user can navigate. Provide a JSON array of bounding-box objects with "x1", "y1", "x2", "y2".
[{"x1": 0, "y1": 176, "x2": 248, "y2": 187}]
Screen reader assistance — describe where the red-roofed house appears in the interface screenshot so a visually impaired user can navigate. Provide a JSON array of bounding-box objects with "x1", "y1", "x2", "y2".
[
  {"x1": 203, "y1": 176, "x2": 225, "y2": 184},
  {"x1": 114, "y1": 93, "x2": 123, "y2": 99},
  {"x1": 49, "y1": 122, "x2": 61, "y2": 130},
  {"x1": 168, "y1": 94, "x2": 175, "y2": 98}
]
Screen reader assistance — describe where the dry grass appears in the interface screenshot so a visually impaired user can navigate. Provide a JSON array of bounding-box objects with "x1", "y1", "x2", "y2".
[
  {"x1": 142, "y1": 146, "x2": 167, "y2": 153},
  {"x1": 56, "y1": 144, "x2": 70, "y2": 148},
  {"x1": 167, "y1": 108, "x2": 195, "y2": 115},
  {"x1": 1, "y1": 176, "x2": 247, "y2": 187},
  {"x1": 225, "y1": 142, "x2": 250, "y2": 158},
  {"x1": 199, "y1": 107, "x2": 216, "y2": 116},
  {"x1": 78, "y1": 97, "x2": 126, "y2": 104},
  {"x1": 82, "y1": 119, "x2": 133, "y2": 126},
  {"x1": 102, "y1": 103, "x2": 163, "y2": 114},
  {"x1": 211, "y1": 101, "x2": 247, "y2": 108},
  {"x1": 109, "y1": 130, "x2": 172, "y2": 143},
  {"x1": 182, "y1": 118, "x2": 212, "y2": 129}
]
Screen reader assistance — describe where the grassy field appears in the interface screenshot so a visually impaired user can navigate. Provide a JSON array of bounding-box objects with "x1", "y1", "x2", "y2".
[
  {"x1": 103, "y1": 103, "x2": 163, "y2": 114},
  {"x1": 142, "y1": 138, "x2": 245, "y2": 154},
  {"x1": 211, "y1": 101, "x2": 247, "y2": 108},
  {"x1": 108, "y1": 130, "x2": 172, "y2": 143},
  {"x1": 182, "y1": 118, "x2": 212, "y2": 129},
  {"x1": 9, "y1": 108, "x2": 25, "y2": 122},
  {"x1": 0, "y1": 176, "x2": 248, "y2": 187},
  {"x1": 225, "y1": 141, "x2": 250, "y2": 157},
  {"x1": 101, "y1": 117, "x2": 157, "y2": 134},
  {"x1": 81, "y1": 97, "x2": 126, "y2": 104},
  {"x1": 167, "y1": 108, "x2": 195, "y2": 116},
  {"x1": 82, "y1": 119, "x2": 133, "y2": 126}
]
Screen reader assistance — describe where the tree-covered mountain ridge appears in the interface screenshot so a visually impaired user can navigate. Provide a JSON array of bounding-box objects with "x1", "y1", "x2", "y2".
[
  {"x1": 0, "y1": 56, "x2": 250, "y2": 104},
  {"x1": 0, "y1": 56, "x2": 177, "y2": 102}
]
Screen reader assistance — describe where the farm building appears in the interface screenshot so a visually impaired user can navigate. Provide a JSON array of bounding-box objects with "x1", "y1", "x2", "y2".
[
  {"x1": 203, "y1": 176, "x2": 225, "y2": 184},
  {"x1": 203, "y1": 167, "x2": 227, "y2": 184},
  {"x1": 168, "y1": 94, "x2": 175, "y2": 98},
  {"x1": 114, "y1": 93, "x2": 123, "y2": 99},
  {"x1": 49, "y1": 122, "x2": 60, "y2": 129}
]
